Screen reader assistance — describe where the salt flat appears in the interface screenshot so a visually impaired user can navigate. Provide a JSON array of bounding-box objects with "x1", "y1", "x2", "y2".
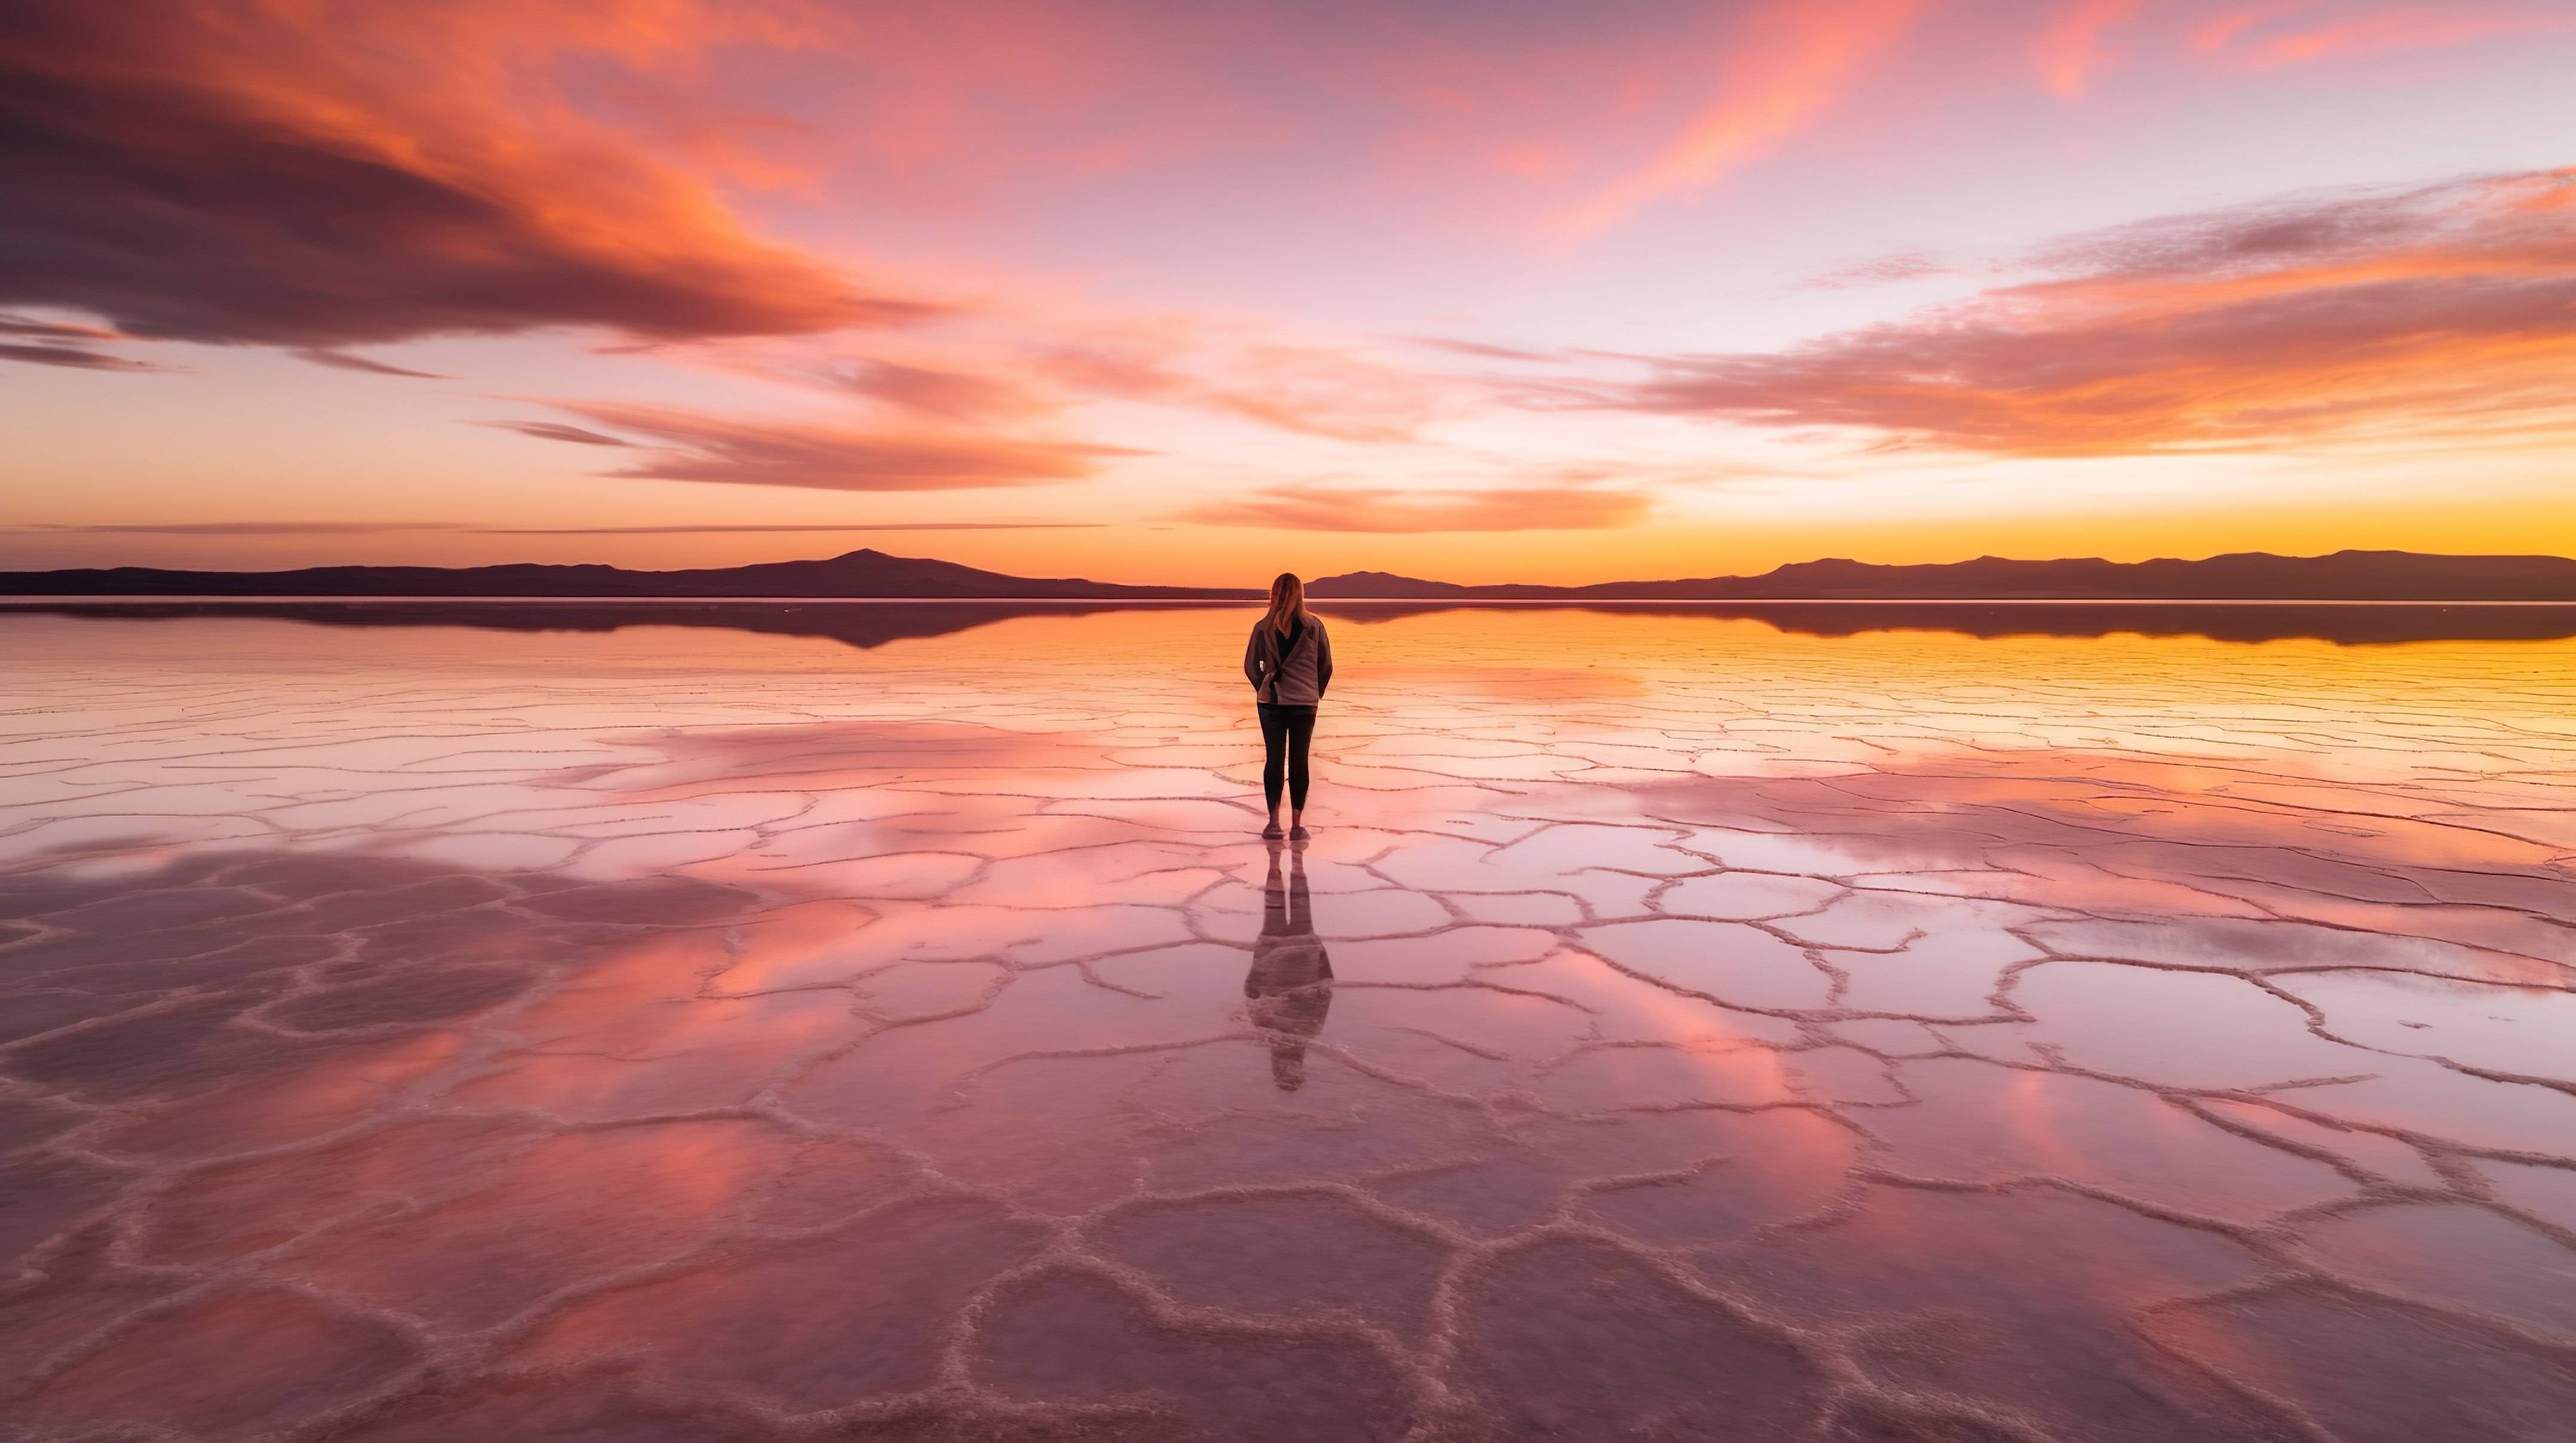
[{"x1": 2, "y1": 603, "x2": 2571, "y2": 1441}]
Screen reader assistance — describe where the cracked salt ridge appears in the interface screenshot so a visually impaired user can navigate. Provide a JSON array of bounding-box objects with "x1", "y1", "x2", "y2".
[{"x1": 1, "y1": 609, "x2": 2573, "y2": 1441}]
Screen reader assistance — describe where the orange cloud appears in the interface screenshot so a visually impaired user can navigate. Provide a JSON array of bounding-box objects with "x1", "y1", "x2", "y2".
[
  {"x1": 1560, "y1": 0, "x2": 1921, "y2": 235},
  {"x1": 525, "y1": 401, "x2": 1130, "y2": 492},
  {"x1": 1183, "y1": 484, "x2": 1650, "y2": 533},
  {"x1": 0, "y1": 0, "x2": 912, "y2": 345},
  {"x1": 1537, "y1": 167, "x2": 2576, "y2": 457}
]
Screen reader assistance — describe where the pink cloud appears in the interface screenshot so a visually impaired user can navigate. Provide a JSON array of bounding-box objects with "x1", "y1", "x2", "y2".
[
  {"x1": 2035, "y1": 0, "x2": 2148, "y2": 97},
  {"x1": 1025, "y1": 331, "x2": 1450, "y2": 443},
  {"x1": 1557, "y1": 0, "x2": 1923, "y2": 235},
  {"x1": 2217, "y1": 3, "x2": 2576, "y2": 67}
]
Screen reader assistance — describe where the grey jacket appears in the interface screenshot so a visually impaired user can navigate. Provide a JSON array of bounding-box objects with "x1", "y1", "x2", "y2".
[{"x1": 1244, "y1": 616, "x2": 1333, "y2": 705}]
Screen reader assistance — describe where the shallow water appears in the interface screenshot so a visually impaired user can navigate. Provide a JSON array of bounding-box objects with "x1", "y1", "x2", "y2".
[{"x1": 2, "y1": 603, "x2": 2572, "y2": 1441}]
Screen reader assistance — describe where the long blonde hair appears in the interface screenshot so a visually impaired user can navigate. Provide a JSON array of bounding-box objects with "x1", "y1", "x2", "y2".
[{"x1": 1264, "y1": 572, "x2": 1308, "y2": 637}]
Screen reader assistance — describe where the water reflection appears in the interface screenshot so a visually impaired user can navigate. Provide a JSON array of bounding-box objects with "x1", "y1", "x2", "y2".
[
  {"x1": 12, "y1": 595, "x2": 2576, "y2": 647},
  {"x1": 1247, "y1": 840, "x2": 1334, "y2": 1091}
]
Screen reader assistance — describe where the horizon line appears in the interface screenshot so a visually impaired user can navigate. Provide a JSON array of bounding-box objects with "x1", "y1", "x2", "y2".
[{"x1": 10, "y1": 595, "x2": 2576, "y2": 608}]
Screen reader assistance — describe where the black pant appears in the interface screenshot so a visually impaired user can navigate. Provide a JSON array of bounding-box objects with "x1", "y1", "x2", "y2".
[{"x1": 1258, "y1": 702, "x2": 1317, "y2": 812}]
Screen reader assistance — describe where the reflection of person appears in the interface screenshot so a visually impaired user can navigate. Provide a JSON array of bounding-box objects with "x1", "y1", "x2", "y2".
[
  {"x1": 1246, "y1": 840, "x2": 1333, "y2": 1091},
  {"x1": 1242, "y1": 572, "x2": 1333, "y2": 841}
]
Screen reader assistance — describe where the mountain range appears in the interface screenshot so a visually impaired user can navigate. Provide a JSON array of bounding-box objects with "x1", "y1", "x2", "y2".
[
  {"x1": 4, "y1": 547, "x2": 2574, "y2": 601},
  {"x1": 1301, "y1": 551, "x2": 2576, "y2": 601},
  {"x1": 0, "y1": 549, "x2": 1219, "y2": 599}
]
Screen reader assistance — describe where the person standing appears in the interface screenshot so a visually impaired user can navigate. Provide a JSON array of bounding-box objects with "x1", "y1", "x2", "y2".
[{"x1": 1243, "y1": 572, "x2": 1333, "y2": 840}]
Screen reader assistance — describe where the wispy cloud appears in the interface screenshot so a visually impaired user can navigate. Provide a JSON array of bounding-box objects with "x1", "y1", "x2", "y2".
[
  {"x1": 487, "y1": 421, "x2": 636, "y2": 447},
  {"x1": 1798, "y1": 252, "x2": 1959, "y2": 290},
  {"x1": 1557, "y1": 0, "x2": 1921, "y2": 235},
  {"x1": 0, "y1": 312, "x2": 167, "y2": 370},
  {"x1": 2035, "y1": 0, "x2": 2147, "y2": 97},
  {"x1": 2199, "y1": 2, "x2": 2576, "y2": 69},
  {"x1": 1183, "y1": 484, "x2": 1650, "y2": 533},
  {"x1": 0, "y1": 314, "x2": 119, "y2": 340},
  {"x1": 525, "y1": 402, "x2": 1134, "y2": 492},
  {"x1": 0, "y1": 342, "x2": 170, "y2": 372},
  {"x1": 1406, "y1": 337, "x2": 1567, "y2": 364},
  {"x1": 1032, "y1": 333, "x2": 1451, "y2": 443},
  {"x1": 294, "y1": 349, "x2": 454, "y2": 379},
  {"x1": 831, "y1": 358, "x2": 1045, "y2": 422}
]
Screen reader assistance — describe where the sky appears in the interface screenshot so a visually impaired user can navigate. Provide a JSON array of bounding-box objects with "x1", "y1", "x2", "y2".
[{"x1": 2, "y1": 0, "x2": 2572, "y2": 585}]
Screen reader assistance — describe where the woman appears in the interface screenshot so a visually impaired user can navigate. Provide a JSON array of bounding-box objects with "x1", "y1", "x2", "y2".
[{"x1": 1243, "y1": 572, "x2": 1333, "y2": 840}]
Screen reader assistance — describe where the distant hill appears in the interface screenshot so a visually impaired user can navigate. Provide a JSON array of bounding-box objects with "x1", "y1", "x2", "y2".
[
  {"x1": 1305, "y1": 551, "x2": 2576, "y2": 602},
  {"x1": 2, "y1": 547, "x2": 2573, "y2": 601},
  {"x1": 0, "y1": 548, "x2": 1255, "y2": 600}
]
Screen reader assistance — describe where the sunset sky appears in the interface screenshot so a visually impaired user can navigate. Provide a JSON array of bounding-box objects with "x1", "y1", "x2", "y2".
[{"x1": 3, "y1": 0, "x2": 2572, "y2": 585}]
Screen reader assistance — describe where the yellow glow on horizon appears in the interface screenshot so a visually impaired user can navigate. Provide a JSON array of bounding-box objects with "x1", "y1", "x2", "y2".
[{"x1": 7, "y1": 493, "x2": 2569, "y2": 585}]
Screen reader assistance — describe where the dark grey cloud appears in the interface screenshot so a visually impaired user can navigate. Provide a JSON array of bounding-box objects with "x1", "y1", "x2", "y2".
[
  {"x1": 294, "y1": 349, "x2": 453, "y2": 379},
  {"x1": 0, "y1": 341, "x2": 167, "y2": 370},
  {"x1": 0, "y1": 2, "x2": 931, "y2": 346},
  {"x1": 489, "y1": 421, "x2": 636, "y2": 447}
]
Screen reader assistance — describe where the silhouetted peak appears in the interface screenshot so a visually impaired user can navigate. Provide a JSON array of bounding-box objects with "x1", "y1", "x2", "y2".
[{"x1": 1762, "y1": 557, "x2": 1865, "y2": 575}]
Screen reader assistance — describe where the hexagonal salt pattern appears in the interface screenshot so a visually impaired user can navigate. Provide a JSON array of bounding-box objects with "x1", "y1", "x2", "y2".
[{"x1": 2, "y1": 603, "x2": 2572, "y2": 1441}]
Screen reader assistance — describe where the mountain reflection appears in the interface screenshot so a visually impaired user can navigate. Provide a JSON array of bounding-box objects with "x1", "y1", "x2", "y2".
[
  {"x1": 9, "y1": 598, "x2": 2575, "y2": 647},
  {"x1": 1247, "y1": 842, "x2": 1333, "y2": 1092}
]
